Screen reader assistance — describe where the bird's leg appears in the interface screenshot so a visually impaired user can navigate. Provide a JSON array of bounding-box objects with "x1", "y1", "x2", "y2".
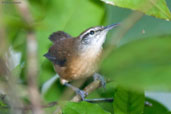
[
  {"x1": 64, "y1": 82, "x2": 88, "y2": 100},
  {"x1": 93, "y1": 73, "x2": 106, "y2": 89}
]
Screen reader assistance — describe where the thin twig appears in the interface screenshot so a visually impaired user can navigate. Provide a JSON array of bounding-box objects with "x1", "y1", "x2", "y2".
[
  {"x1": 85, "y1": 98, "x2": 152, "y2": 107},
  {"x1": 0, "y1": 9, "x2": 7, "y2": 56},
  {"x1": 61, "y1": 79, "x2": 87, "y2": 100},
  {"x1": 0, "y1": 57, "x2": 24, "y2": 114},
  {"x1": 0, "y1": 7, "x2": 25, "y2": 114},
  {"x1": 0, "y1": 101, "x2": 58, "y2": 110},
  {"x1": 85, "y1": 98, "x2": 113, "y2": 103},
  {"x1": 103, "y1": 0, "x2": 161, "y2": 58},
  {"x1": 0, "y1": 93, "x2": 57, "y2": 110},
  {"x1": 54, "y1": 80, "x2": 102, "y2": 114},
  {"x1": 102, "y1": 11, "x2": 144, "y2": 60},
  {"x1": 0, "y1": 93, "x2": 152, "y2": 111},
  {"x1": 26, "y1": 32, "x2": 44, "y2": 114},
  {"x1": 14, "y1": 0, "x2": 44, "y2": 114},
  {"x1": 111, "y1": 11, "x2": 144, "y2": 46},
  {"x1": 71, "y1": 80, "x2": 101, "y2": 102}
]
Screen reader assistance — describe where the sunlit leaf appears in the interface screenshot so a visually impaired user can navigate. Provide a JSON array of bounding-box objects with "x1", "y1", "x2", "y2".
[
  {"x1": 106, "y1": 2, "x2": 171, "y2": 46},
  {"x1": 101, "y1": 0, "x2": 171, "y2": 20}
]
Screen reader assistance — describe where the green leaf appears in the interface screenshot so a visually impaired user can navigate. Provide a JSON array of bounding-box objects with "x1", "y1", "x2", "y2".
[
  {"x1": 63, "y1": 101, "x2": 111, "y2": 114},
  {"x1": 101, "y1": 36, "x2": 171, "y2": 90},
  {"x1": 106, "y1": 2, "x2": 171, "y2": 46},
  {"x1": 113, "y1": 87, "x2": 145, "y2": 114},
  {"x1": 144, "y1": 98, "x2": 169, "y2": 114},
  {"x1": 101, "y1": 0, "x2": 171, "y2": 20}
]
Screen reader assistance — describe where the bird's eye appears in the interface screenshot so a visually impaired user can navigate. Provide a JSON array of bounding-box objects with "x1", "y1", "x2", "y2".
[{"x1": 89, "y1": 30, "x2": 95, "y2": 35}]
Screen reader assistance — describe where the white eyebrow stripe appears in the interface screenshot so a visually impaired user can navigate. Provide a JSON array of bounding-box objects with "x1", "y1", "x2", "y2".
[{"x1": 79, "y1": 26, "x2": 104, "y2": 38}]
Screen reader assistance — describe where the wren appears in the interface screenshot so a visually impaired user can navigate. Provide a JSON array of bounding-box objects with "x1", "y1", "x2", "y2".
[{"x1": 44, "y1": 23, "x2": 119, "y2": 100}]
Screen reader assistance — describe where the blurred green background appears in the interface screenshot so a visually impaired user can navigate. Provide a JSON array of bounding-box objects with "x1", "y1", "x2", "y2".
[{"x1": 0, "y1": 0, "x2": 171, "y2": 114}]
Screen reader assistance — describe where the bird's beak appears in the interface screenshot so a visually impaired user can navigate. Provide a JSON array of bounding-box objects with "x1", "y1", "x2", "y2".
[{"x1": 103, "y1": 23, "x2": 120, "y2": 31}]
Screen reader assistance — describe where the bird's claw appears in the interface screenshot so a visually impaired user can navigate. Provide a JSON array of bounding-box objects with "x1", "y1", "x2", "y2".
[
  {"x1": 93, "y1": 73, "x2": 106, "y2": 89},
  {"x1": 76, "y1": 89, "x2": 88, "y2": 101}
]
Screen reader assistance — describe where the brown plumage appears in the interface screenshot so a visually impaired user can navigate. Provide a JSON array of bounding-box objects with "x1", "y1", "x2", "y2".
[
  {"x1": 44, "y1": 24, "x2": 119, "y2": 85},
  {"x1": 45, "y1": 31, "x2": 102, "y2": 84}
]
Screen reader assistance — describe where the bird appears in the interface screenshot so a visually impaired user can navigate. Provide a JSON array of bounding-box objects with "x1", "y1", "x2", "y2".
[{"x1": 44, "y1": 23, "x2": 119, "y2": 100}]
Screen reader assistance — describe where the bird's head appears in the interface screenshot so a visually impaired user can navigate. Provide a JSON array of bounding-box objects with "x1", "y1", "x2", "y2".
[{"x1": 77, "y1": 23, "x2": 119, "y2": 52}]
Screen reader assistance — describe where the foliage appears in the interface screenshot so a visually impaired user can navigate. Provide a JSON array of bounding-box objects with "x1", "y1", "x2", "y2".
[
  {"x1": 0, "y1": 0, "x2": 171, "y2": 113},
  {"x1": 101, "y1": 0, "x2": 171, "y2": 20},
  {"x1": 144, "y1": 98, "x2": 170, "y2": 114},
  {"x1": 113, "y1": 87, "x2": 145, "y2": 114},
  {"x1": 63, "y1": 101, "x2": 111, "y2": 114},
  {"x1": 101, "y1": 36, "x2": 171, "y2": 90}
]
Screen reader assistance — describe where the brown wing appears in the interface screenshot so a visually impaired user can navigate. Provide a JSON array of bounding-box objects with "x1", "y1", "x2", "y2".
[
  {"x1": 44, "y1": 31, "x2": 73, "y2": 66},
  {"x1": 44, "y1": 38, "x2": 75, "y2": 67},
  {"x1": 49, "y1": 31, "x2": 72, "y2": 43}
]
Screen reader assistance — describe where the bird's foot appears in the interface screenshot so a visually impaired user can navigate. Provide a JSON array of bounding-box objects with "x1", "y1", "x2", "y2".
[
  {"x1": 93, "y1": 73, "x2": 106, "y2": 89},
  {"x1": 76, "y1": 89, "x2": 88, "y2": 101},
  {"x1": 63, "y1": 82, "x2": 88, "y2": 100}
]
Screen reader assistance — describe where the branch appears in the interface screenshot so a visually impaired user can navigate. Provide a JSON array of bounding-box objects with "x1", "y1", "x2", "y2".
[
  {"x1": 0, "y1": 7, "x2": 7, "y2": 56},
  {"x1": 102, "y1": 11, "x2": 144, "y2": 60},
  {"x1": 70, "y1": 78, "x2": 112, "y2": 102},
  {"x1": 0, "y1": 8, "x2": 25, "y2": 113},
  {"x1": 0, "y1": 102, "x2": 57, "y2": 110},
  {"x1": 103, "y1": 0, "x2": 161, "y2": 58},
  {"x1": 54, "y1": 80, "x2": 102, "y2": 114},
  {"x1": 14, "y1": 0, "x2": 44, "y2": 114},
  {"x1": 0, "y1": 93, "x2": 58, "y2": 110},
  {"x1": 85, "y1": 98, "x2": 152, "y2": 107},
  {"x1": 71, "y1": 80, "x2": 101, "y2": 102}
]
